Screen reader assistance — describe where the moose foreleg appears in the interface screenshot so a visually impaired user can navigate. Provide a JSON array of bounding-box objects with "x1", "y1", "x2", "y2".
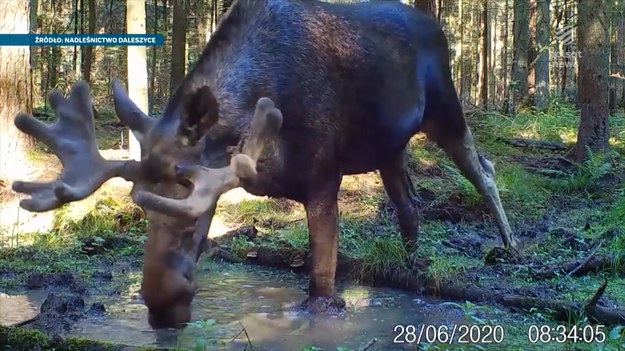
[
  {"x1": 379, "y1": 149, "x2": 421, "y2": 246},
  {"x1": 302, "y1": 183, "x2": 346, "y2": 313}
]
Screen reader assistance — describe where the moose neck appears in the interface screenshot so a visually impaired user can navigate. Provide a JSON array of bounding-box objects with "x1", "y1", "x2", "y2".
[
  {"x1": 162, "y1": 0, "x2": 264, "y2": 122},
  {"x1": 157, "y1": 0, "x2": 276, "y2": 167}
]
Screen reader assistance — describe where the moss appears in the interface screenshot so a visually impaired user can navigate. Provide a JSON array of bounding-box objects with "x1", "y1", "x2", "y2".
[
  {"x1": 0, "y1": 325, "x2": 175, "y2": 351},
  {"x1": 0, "y1": 325, "x2": 52, "y2": 350},
  {"x1": 58, "y1": 338, "x2": 119, "y2": 351}
]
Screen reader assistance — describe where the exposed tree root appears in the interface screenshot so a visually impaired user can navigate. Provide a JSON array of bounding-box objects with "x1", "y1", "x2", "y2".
[{"x1": 212, "y1": 244, "x2": 625, "y2": 326}]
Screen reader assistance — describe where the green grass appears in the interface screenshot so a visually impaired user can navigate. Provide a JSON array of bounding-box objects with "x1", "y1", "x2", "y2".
[
  {"x1": 351, "y1": 234, "x2": 408, "y2": 278},
  {"x1": 0, "y1": 191, "x2": 146, "y2": 292},
  {"x1": 473, "y1": 98, "x2": 625, "y2": 147}
]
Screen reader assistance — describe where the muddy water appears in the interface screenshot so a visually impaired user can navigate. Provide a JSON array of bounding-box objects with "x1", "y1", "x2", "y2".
[
  {"x1": 1, "y1": 262, "x2": 464, "y2": 350},
  {"x1": 0, "y1": 291, "x2": 49, "y2": 325}
]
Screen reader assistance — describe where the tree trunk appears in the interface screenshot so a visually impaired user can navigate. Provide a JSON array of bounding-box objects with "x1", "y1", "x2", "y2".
[
  {"x1": 479, "y1": 0, "x2": 489, "y2": 108},
  {"x1": 568, "y1": 0, "x2": 610, "y2": 162},
  {"x1": 48, "y1": 1, "x2": 63, "y2": 93},
  {"x1": 0, "y1": 0, "x2": 35, "y2": 183},
  {"x1": 83, "y1": 0, "x2": 96, "y2": 83},
  {"x1": 221, "y1": 0, "x2": 234, "y2": 17},
  {"x1": 149, "y1": 0, "x2": 158, "y2": 114},
  {"x1": 609, "y1": 12, "x2": 617, "y2": 111},
  {"x1": 501, "y1": 0, "x2": 510, "y2": 111},
  {"x1": 512, "y1": 0, "x2": 530, "y2": 111},
  {"x1": 170, "y1": 0, "x2": 187, "y2": 95},
  {"x1": 469, "y1": 5, "x2": 476, "y2": 104},
  {"x1": 534, "y1": 0, "x2": 550, "y2": 108},
  {"x1": 490, "y1": 2, "x2": 497, "y2": 107},
  {"x1": 196, "y1": 0, "x2": 208, "y2": 46},
  {"x1": 560, "y1": 0, "x2": 571, "y2": 96},
  {"x1": 73, "y1": 0, "x2": 80, "y2": 80},
  {"x1": 436, "y1": 0, "x2": 443, "y2": 22},
  {"x1": 457, "y1": 0, "x2": 464, "y2": 104},
  {"x1": 414, "y1": 0, "x2": 436, "y2": 17},
  {"x1": 621, "y1": 14, "x2": 625, "y2": 111},
  {"x1": 29, "y1": 0, "x2": 40, "y2": 107},
  {"x1": 211, "y1": 0, "x2": 217, "y2": 34},
  {"x1": 80, "y1": 0, "x2": 84, "y2": 78},
  {"x1": 528, "y1": 0, "x2": 537, "y2": 102},
  {"x1": 126, "y1": 0, "x2": 149, "y2": 160}
]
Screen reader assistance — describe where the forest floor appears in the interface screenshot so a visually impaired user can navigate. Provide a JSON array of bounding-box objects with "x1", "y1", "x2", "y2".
[{"x1": 1, "y1": 100, "x2": 625, "y2": 351}]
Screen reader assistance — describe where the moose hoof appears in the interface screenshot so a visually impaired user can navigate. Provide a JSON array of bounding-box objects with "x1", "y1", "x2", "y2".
[
  {"x1": 300, "y1": 295, "x2": 346, "y2": 314},
  {"x1": 484, "y1": 246, "x2": 521, "y2": 265}
]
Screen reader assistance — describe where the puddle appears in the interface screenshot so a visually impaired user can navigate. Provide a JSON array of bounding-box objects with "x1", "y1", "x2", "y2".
[
  {"x1": 1, "y1": 262, "x2": 465, "y2": 350},
  {"x1": 0, "y1": 291, "x2": 49, "y2": 326}
]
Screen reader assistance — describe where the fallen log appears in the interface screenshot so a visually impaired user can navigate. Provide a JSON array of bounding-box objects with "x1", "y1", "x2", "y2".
[
  {"x1": 533, "y1": 255, "x2": 620, "y2": 279},
  {"x1": 211, "y1": 244, "x2": 625, "y2": 326},
  {"x1": 496, "y1": 279, "x2": 625, "y2": 325},
  {"x1": 503, "y1": 137, "x2": 569, "y2": 151}
]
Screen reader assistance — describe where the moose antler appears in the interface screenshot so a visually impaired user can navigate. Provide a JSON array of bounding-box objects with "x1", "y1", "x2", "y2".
[
  {"x1": 12, "y1": 81, "x2": 146, "y2": 212},
  {"x1": 133, "y1": 97, "x2": 283, "y2": 218}
]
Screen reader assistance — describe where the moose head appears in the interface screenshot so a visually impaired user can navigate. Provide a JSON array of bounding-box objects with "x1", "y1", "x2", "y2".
[{"x1": 11, "y1": 80, "x2": 283, "y2": 328}]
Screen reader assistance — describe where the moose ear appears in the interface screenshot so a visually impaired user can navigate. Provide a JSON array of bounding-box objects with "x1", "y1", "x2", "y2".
[{"x1": 179, "y1": 86, "x2": 219, "y2": 145}]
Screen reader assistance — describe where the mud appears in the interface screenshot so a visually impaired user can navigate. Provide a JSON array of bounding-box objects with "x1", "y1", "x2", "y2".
[
  {"x1": 377, "y1": 188, "x2": 490, "y2": 225},
  {"x1": 25, "y1": 272, "x2": 88, "y2": 294},
  {"x1": 25, "y1": 293, "x2": 89, "y2": 335}
]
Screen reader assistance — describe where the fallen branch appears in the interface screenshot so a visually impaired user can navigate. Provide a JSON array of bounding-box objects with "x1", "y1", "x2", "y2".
[
  {"x1": 534, "y1": 256, "x2": 614, "y2": 279},
  {"x1": 498, "y1": 294, "x2": 625, "y2": 325},
  {"x1": 524, "y1": 166, "x2": 571, "y2": 178},
  {"x1": 565, "y1": 239, "x2": 605, "y2": 278},
  {"x1": 534, "y1": 255, "x2": 619, "y2": 279},
  {"x1": 503, "y1": 137, "x2": 568, "y2": 151},
  {"x1": 239, "y1": 321, "x2": 254, "y2": 350},
  {"x1": 357, "y1": 338, "x2": 377, "y2": 351},
  {"x1": 10, "y1": 315, "x2": 39, "y2": 328},
  {"x1": 586, "y1": 278, "x2": 608, "y2": 308}
]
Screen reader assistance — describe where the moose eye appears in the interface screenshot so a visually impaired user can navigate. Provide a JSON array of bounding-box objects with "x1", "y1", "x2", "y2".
[{"x1": 183, "y1": 271, "x2": 192, "y2": 283}]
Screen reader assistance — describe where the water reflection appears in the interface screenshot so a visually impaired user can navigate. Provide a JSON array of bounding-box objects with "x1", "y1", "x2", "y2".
[{"x1": 1, "y1": 262, "x2": 464, "y2": 350}]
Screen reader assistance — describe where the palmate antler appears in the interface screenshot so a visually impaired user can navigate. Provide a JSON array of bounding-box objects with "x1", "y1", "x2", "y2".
[
  {"x1": 133, "y1": 97, "x2": 283, "y2": 218},
  {"x1": 12, "y1": 81, "x2": 151, "y2": 212}
]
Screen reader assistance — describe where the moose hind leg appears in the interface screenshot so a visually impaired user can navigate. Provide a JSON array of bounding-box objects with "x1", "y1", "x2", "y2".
[
  {"x1": 379, "y1": 149, "x2": 421, "y2": 245},
  {"x1": 437, "y1": 129, "x2": 519, "y2": 250}
]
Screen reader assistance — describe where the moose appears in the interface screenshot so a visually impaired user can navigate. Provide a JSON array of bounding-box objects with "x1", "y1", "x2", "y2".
[{"x1": 12, "y1": 0, "x2": 518, "y2": 329}]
